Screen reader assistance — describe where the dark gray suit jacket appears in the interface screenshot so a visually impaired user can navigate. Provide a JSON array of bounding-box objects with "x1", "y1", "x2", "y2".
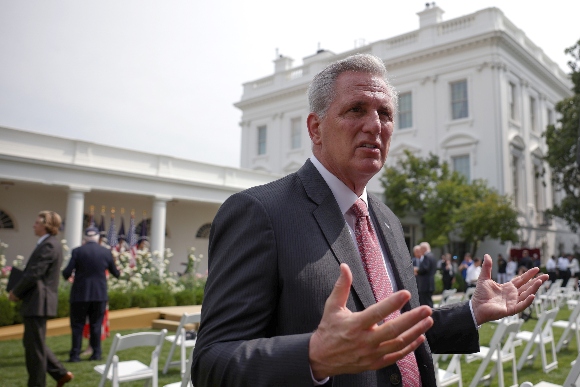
[
  {"x1": 12, "y1": 235, "x2": 63, "y2": 317},
  {"x1": 416, "y1": 252, "x2": 437, "y2": 293},
  {"x1": 192, "y1": 160, "x2": 479, "y2": 387},
  {"x1": 62, "y1": 241, "x2": 120, "y2": 303}
]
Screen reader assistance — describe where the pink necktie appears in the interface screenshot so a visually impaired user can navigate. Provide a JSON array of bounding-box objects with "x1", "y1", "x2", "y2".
[{"x1": 351, "y1": 199, "x2": 421, "y2": 387}]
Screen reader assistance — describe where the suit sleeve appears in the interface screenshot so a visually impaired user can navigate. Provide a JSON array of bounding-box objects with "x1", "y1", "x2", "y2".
[
  {"x1": 191, "y1": 192, "x2": 314, "y2": 387},
  {"x1": 107, "y1": 252, "x2": 120, "y2": 279},
  {"x1": 13, "y1": 241, "x2": 57, "y2": 299},
  {"x1": 62, "y1": 249, "x2": 77, "y2": 280},
  {"x1": 416, "y1": 256, "x2": 432, "y2": 275},
  {"x1": 427, "y1": 301, "x2": 479, "y2": 354}
]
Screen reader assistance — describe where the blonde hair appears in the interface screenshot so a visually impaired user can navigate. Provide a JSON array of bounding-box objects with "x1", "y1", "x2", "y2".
[{"x1": 37, "y1": 211, "x2": 62, "y2": 236}]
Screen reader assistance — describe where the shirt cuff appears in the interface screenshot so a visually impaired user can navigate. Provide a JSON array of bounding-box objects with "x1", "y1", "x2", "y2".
[
  {"x1": 310, "y1": 366, "x2": 330, "y2": 385},
  {"x1": 469, "y1": 299, "x2": 480, "y2": 329}
]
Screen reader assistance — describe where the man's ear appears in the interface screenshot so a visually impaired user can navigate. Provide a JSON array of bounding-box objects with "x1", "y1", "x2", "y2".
[{"x1": 307, "y1": 113, "x2": 322, "y2": 145}]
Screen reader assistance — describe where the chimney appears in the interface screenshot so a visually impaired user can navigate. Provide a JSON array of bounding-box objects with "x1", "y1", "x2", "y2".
[
  {"x1": 274, "y1": 55, "x2": 293, "y2": 73},
  {"x1": 417, "y1": 2, "x2": 444, "y2": 28}
]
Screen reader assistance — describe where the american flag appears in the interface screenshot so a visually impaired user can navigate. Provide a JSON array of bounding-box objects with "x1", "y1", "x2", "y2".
[
  {"x1": 107, "y1": 215, "x2": 118, "y2": 248},
  {"x1": 127, "y1": 214, "x2": 137, "y2": 247},
  {"x1": 126, "y1": 213, "x2": 138, "y2": 261}
]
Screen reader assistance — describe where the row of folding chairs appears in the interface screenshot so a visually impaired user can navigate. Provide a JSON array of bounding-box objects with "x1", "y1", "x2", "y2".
[
  {"x1": 94, "y1": 312, "x2": 200, "y2": 387},
  {"x1": 435, "y1": 301, "x2": 580, "y2": 387},
  {"x1": 435, "y1": 288, "x2": 476, "y2": 309}
]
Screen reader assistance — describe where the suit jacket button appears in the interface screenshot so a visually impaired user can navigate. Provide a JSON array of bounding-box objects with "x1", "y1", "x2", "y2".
[{"x1": 390, "y1": 373, "x2": 401, "y2": 385}]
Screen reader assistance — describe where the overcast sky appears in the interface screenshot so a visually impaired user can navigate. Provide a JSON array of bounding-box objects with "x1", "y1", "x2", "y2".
[{"x1": 0, "y1": 1, "x2": 578, "y2": 168}]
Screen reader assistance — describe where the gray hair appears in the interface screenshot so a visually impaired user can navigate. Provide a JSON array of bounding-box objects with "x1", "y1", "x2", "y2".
[
  {"x1": 307, "y1": 54, "x2": 398, "y2": 119},
  {"x1": 85, "y1": 234, "x2": 99, "y2": 243}
]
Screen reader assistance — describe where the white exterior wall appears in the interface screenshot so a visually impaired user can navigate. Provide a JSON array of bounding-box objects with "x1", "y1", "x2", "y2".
[
  {"x1": 235, "y1": 6, "x2": 580, "y2": 260},
  {"x1": 0, "y1": 126, "x2": 281, "y2": 273}
]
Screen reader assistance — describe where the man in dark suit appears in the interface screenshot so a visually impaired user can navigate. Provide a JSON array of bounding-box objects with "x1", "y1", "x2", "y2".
[
  {"x1": 9, "y1": 211, "x2": 73, "y2": 387},
  {"x1": 415, "y1": 242, "x2": 437, "y2": 308},
  {"x1": 191, "y1": 54, "x2": 547, "y2": 386},
  {"x1": 62, "y1": 225, "x2": 120, "y2": 362}
]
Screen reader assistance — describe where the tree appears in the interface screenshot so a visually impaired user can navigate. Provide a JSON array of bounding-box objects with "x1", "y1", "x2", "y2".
[
  {"x1": 381, "y1": 151, "x2": 519, "y2": 255},
  {"x1": 381, "y1": 150, "x2": 465, "y2": 251},
  {"x1": 454, "y1": 180, "x2": 520, "y2": 257},
  {"x1": 543, "y1": 39, "x2": 580, "y2": 231}
]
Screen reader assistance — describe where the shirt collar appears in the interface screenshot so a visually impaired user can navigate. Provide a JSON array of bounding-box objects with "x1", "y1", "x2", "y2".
[
  {"x1": 37, "y1": 234, "x2": 50, "y2": 245},
  {"x1": 310, "y1": 156, "x2": 368, "y2": 214}
]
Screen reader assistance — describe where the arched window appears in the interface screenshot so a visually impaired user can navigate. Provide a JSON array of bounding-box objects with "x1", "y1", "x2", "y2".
[
  {"x1": 196, "y1": 223, "x2": 212, "y2": 239},
  {"x1": 0, "y1": 210, "x2": 15, "y2": 229}
]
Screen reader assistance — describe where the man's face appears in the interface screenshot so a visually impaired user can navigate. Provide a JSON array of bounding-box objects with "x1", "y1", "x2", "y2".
[
  {"x1": 308, "y1": 71, "x2": 394, "y2": 193},
  {"x1": 413, "y1": 249, "x2": 422, "y2": 258},
  {"x1": 33, "y1": 217, "x2": 47, "y2": 237}
]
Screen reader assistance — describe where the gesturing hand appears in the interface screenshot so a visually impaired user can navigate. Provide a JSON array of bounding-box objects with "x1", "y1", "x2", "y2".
[
  {"x1": 471, "y1": 254, "x2": 549, "y2": 326},
  {"x1": 309, "y1": 263, "x2": 433, "y2": 380}
]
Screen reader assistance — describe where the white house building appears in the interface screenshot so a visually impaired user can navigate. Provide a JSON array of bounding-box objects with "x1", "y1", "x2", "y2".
[
  {"x1": 234, "y1": 4, "x2": 579, "y2": 260},
  {"x1": 1, "y1": 5, "x2": 578, "y2": 271}
]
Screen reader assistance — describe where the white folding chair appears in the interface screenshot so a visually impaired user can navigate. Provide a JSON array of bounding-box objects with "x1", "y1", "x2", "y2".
[
  {"x1": 516, "y1": 308, "x2": 559, "y2": 373},
  {"x1": 95, "y1": 329, "x2": 167, "y2": 387},
  {"x1": 539, "y1": 280, "x2": 563, "y2": 311},
  {"x1": 435, "y1": 289, "x2": 458, "y2": 308},
  {"x1": 463, "y1": 287, "x2": 476, "y2": 301},
  {"x1": 163, "y1": 313, "x2": 201, "y2": 375},
  {"x1": 443, "y1": 294, "x2": 464, "y2": 306},
  {"x1": 519, "y1": 352, "x2": 580, "y2": 387},
  {"x1": 433, "y1": 353, "x2": 462, "y2": 387},
  {"x1": 465, "y1": 318, "x2": 523, "y2": 387},
  {"x1": 162, "y1": 347, "x2": 194, "y2": 387},
  {"x1": 553, "y1": 298, "x2": 580, "y2": 353}
]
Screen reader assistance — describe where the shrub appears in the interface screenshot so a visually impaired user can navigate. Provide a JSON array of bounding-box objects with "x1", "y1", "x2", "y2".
[
  {"x1": 108, "y1": 291, "x2": 132, "y2": 310},
  {"x1": 130, "y1": 291, "x2": 156, "y2": 308},
  {"x1": 144, "y1": 285, "x2": 176, "y2": 307},
  {"x1": 57, "y1": 287, "x2": 70, "y2": 318},
  {"x1": 174, "y1": 290, "x2": 196, "y2": 306},
  {"x1": 0, "y1": 296, "x2": 15, "y2": 326}
]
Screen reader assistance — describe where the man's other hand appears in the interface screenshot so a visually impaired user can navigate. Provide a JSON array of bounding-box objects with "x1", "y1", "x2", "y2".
[{"x1": 472, "y1": 254, "x2": 549, "y2": 326}]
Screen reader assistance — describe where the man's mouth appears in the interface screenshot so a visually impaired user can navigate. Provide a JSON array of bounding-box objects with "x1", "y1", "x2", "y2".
[{"x1": 360, "y1": 143, "x2": 378, "y2": 149}]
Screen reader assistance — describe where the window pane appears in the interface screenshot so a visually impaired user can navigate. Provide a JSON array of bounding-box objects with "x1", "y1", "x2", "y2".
[
  {"x1": 451, "y1": 80, "x2": 468, "y2": 119},
  {"x1": 452, "y1": 155, "x2": 470, "y2": 182},
  {"x1": 257, "y1": 126, "x2": 267, "y2": 155},
  {"x1": 291, "y1": 118, "x2": 301, "y2": 149},
  {"x1": 398, "y1": 92, "x2": 413, "y2": 129},
  {"x1": 509, "y1": 82, "x2": 516, "y2": 120},
  {"x1": 530, "y1": 97, "x2": 536, "y2": 131}
]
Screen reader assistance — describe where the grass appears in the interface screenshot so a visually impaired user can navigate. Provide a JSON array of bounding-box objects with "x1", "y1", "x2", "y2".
[{"x1": 0, "y1": 308, "x2": 577, "y2": 386}]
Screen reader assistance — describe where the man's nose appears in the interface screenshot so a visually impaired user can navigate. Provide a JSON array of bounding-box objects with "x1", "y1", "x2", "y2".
[{"x1": 361, "y1": 111, "x2": 382, "y2": 134}]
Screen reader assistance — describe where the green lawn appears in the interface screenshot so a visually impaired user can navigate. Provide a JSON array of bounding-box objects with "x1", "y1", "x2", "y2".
[{"x1": 0, "y1": 308, "x2": 577, "y2": 386}]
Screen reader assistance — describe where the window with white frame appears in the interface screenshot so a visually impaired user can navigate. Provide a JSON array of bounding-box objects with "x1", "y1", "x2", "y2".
[
  {"x1": 450, "y1": 80, "x2": 468, "y2": 120},
  {"x1": 512, "y1": 155, "x2": 520, "y2": 208},
  {"x1": 508, "y1": 82, "x2": 517, "y2": 120},
  {"x1": 290, "y1": 117, "x2": 301, "y2": 149},
  {"x1": 257, "y1": 126, "x2": 267, "y2": 155},
  {"x1": 530, "y1": 96, "x2": 537, "y2": 131},
  {"x1": 547, "y1": 108, "x2": 553, "y2": 126},
  {"x1": 533, "y1": 164, "x2": 544, "y2": 212},
  {"x1": 452, "y1": 155, "x2": 470, "y2": 182},
  {"x1": 398, "y1": 92, "x2": 413, "y2": 129}
]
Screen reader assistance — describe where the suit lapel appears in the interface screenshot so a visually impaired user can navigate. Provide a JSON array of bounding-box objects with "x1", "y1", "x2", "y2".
[
  {"x1": 298, "y1": 161, "x2": 377, "y2": 310},
  {"x1": 368, "y1": 195, "x2": 418, "y2": 310}
]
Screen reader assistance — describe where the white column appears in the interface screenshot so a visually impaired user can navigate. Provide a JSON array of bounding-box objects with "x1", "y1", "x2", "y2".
[
  {"x1": 65, "y1": 186, "x2": 90, "y2": 250},
  {"x1": 151, "y1": 195, "x2": 171, "y2": 275}
]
